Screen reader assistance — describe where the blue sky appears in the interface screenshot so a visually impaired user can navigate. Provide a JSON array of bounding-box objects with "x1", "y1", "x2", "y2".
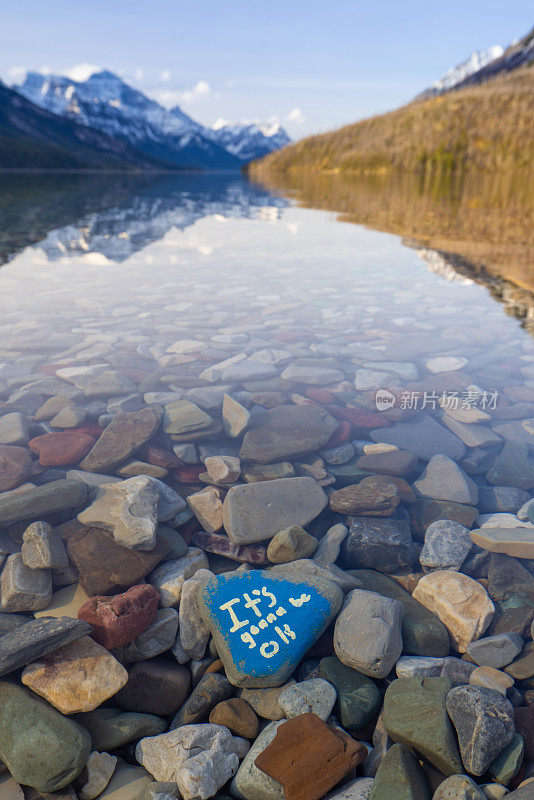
[{"x1": 1, "y1": 0, "x2": 532, "y2": 137}]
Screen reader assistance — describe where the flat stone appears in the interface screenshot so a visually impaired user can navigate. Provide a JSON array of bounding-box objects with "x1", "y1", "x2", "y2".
[
  {"x1": 0, "y1": 616, "x2": 92, "y2": 678},
  {"x1": 334, "y1": 588, "x2": 404, "y2": 678},
  {"x1": 446, "y1": 685, "x2": 515, "y2": 776},
  {"x1": 350, "y1": 570, "x2": 450, "y2": 657},
  {"x1": 240, "y1": 405, "x2": 338, "y2": 462},
  {"x1": 222, "y1": 394, "x2": 251, "y2": 437},
  {"x1": 443, "y1": 417, "x2": 502, "y2": 448},
  {"x1": 314, "y1": 523, "x2": 348, "y2": 562},
  {"x1": 75, "y1": 751, "x2": 117, "y2": 800},
  {"x1": 187, "y1": 486, "x2": 224, "y2": 532},
  {"x1": 488, "y1": 732, "x2": 524, "y2": 787},
  {"x1": 74, "y1": 708, "x2": 167, "y2": 750},
  {"x1": 88, "y1": 760, "x2": 152, "y2": 800},
  {"x1": 330, "y1": 479, "x2": 400, "y2": 516},
  {"x1": 470, "y1": 665, "x2": 514, "y2": 695},
  {"x1": 231, "y1": 720, "x2": 286, "y2": 800},
  {"x1": 355, "y1": 450, "x2": 418, "y2": 477},
  {"x1": 223, "y1": 477, "x2": 327, "y2": 544},
  {"x1": 34, "y1": 582, "x2": 90, "y2": 619},
  {"x1": 199, "y1": 569, "x2": 342, "y2": 688},
  {"x1": 319, "y1": 656, "x2": 381, "y2": 731},
  {"x1": 28, "y1": 432, "x2": 95, "y2": 467},
  {"x1": 77, "y1": 584, "x2": 160, "y2": 649},
  {"x1": 0, "y1": 680, "x2": 91, "y2": 792},
  {"x1": 383, "y1": 677, "x2": 463, "y2": 776},
  {"x1": 149, "y1": 547, "x2": 208, "y2": 608},
  {"x1": 209, "y1": 698, "x2": 260, "y2": 738},
  {"x1": 239, "y1": 682, "x2": 296, "y2": 721},
  {"x1": 505, "y1": 641, "x2": 534, "y2": 680},
  {"x1": 267, "y1": 526, "x2": 318, "y2": 563},
  {"x1": 80, "y1": 408, "x2": 162, "y2": 473},
  {"x1": 0, "y1": 413, "x2": 29, "y2": 445},
  {"x1": 0, "y1": 553, "x2": 52, "y2": 612},
  {"x1": 370, "y1": 416, "x2": 465, "y2": 461},
  {"x1": 470, "y1": 526, "x2": 534, "y2": 559},
  {"x1": 21, "y1": 521, "x2": 68, "y2": 569},
  {"x1": 67, "y1": 527, "x2": 169, "y2": 596},
  {"x1": 78, "y1": 476, "x2": 159, "y2": 550},
  {"x1": 486, "y1": 441, "x2": 534, "y2": 489},
  {"x1": 413, "y1": 454, "x2": 478, "y2": 505},
  {"x1": 432, "y1": 775, "x2": 486, "y2": 799},
  {"x1": 479, "y1": 486, "x2": 530, "y2": 513},
  {"x1": 162, "y1": 400, "x2": 212, "y2": 436},
  {"x1": 243, "y1": 462, "x2": 296, "y2": 482},
  {"x1": 342, "y1": 514, "x2": 417, "y2": 574},
  {"x1": 112, "y1": 607, "x2": 179, "y2": 663},
  {"x1": 0, "y1": 775, "x2": 24, "y2": 800},
  {"x1": 204, "y1": 456, "x2": 241, "y2": 484},
  {"x1": 410, "y1": 498, "x2": 478, "y2": 538},
  {"x1": 0, "y1": 445, "x2": 33, "y2": 491},
  {"x1": 478, "y1": 512, "x2": 534, "y2": 528},
  {"x1": 116, "y1": 460, "x2": 169, "y2": 479},
  {"x1": 177, "y1": 569, "x2": 213, "y2": 660},
  {"x1": 487, "y1": 553, "x2": 534, "y2": 637},
  {"x1": 369, "y1": 743, "x2": 431, "y2": 800},
  {"x1": 51, "y1": 404, "x2": 87, "y2": 429},
  {"x1": 277, "y1": 678, "x2": 336, "y2": 720},
  {"x1": 115, "y1": 659, "x2": 191, "y2": 716},
  {"x1": 324, "y1": 777, "x2": 374, "y2": 800},
  {"x1": 21, "y1": 635, "x2": 128, "y2": 714},
  {"x1": 192, "y1": 531, "x2": 269, "y2": 565},
  {"x1": 269, "y1": 559, "x2": 361, "y2": 594},
  {"x1": 466, "y1": 633, "x2": 524, "y2": 668},
  {"x1": 395, "y1": 655, "x2": 445, "y2": 678},
  {"x1": 171, "y1": 673, "x2": 234, "y2": 728},
  {"x1": 0, "y1": 479, "x2": 88, "y2": 525},
  {"x1": 419, "y1": 520, "x2": 472, "y2": 571},
  {"x1": 412, "y1": 570, "x2": 495, "y2": 652},
  {"x1": 254, "y1": 714, "x2": 367, "y2": 800}
]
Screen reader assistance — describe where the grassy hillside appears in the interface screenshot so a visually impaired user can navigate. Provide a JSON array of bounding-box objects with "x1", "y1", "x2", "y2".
[{"x1": 249, "y1": 66, "x2": 534, "y2": 175}]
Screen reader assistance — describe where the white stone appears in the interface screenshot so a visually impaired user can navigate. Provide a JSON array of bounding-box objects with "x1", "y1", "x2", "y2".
[
  {"x1": 313, "y1": 524, "x2": 348, "y2": 563},
  {"x1": 278, "y1": 678, "x2": 336, "y2": 720},
  {"x1": 149, "y1": 548, "x2": 209, "y2": 608}
]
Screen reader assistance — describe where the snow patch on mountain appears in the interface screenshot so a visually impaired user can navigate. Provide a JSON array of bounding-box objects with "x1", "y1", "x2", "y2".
[
  {"x1": 421, "y1": 45, "x2": 504, "y2": 96},
  {"x1": 207, "y1": 119, "x2": 291, "y2": 161}
]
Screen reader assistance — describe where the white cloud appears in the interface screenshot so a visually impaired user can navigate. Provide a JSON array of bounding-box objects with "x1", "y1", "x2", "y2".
[
  {"x1": 286, "y1": 107, "x2": 306, "y2": 124},
  {"x1": 65, "y1": 63, "x2": 101, "y2": 82},
  {"x1": 182, "y1": 80, "x2": 211, "y2": 103},
  {"x1": 160, "y1": 69, "x2": 172, "y2": 82},
  {"x1": 152, "y1": 80, "x2": 212, "y2": 109},
  {"x1": 134, "y1": 68, "x2": 144, "y2": 82},
  {"x1": 7, "y1": 66, "x2": 28, "y2": 84}
]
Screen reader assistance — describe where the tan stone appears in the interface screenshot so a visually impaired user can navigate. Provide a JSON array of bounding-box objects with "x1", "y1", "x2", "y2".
[
  {"x1": 187, "y1": 486, "x2": 224, "y2": 532},
  {"x1": 412, "y1": 570, "x2": 495, "y2": 652},
  {"x1": 75, "y1": 751, "x2": 117, "y2": 800},
  {"x1": 21, "y1": 636, "x2": 128, "y2": 714},
  {"x1": 34, "y1": 582, "x2": 89, "y2": 619},
  {"x1": 222, "y1": 394, "x2": 250, "y2": 437},
  {"x1": 470, "y1": 527, "x2": 534, "y2": 559},
  {"x1": 469, "y1": 666, "x2": 514, "y2": 695},
  {"x1": 92, "y1": 760, "x2": 152, "y2": 800}
]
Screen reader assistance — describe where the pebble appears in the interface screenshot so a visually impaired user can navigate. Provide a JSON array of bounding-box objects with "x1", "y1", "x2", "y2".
[
  {"x1": 75, "y1": 751, "x2": 117, "y2": 800},
  {"x1": 209, "y1": 698, "x2": 260, "y2": 738},
  {"x1": 0, "y1": 413, "x2": 29, "y2": 445},
  {"x1": 0, "y1": 553, "x2": 52, "y2": 612},
  {"x1": 266, "y1": 526, "x2": 318, "y2": 563},
  {"x1": 446, "y1": 685, "x2": 515, "y2": 776},
  {"x1": 177, "y1": 569, "x2": 213, "y2": 660},
  {"x1": 21, "y1": 635, "x2": 128, "y2": 714},
  {"x1": 74, "y1": 708, "x2": 167, "y2": 751},
  {"x1": 342, "y1": 514, "x2": 418, "y2": 573},
  {"x1": 112, "y1": 608, "x2": 179, "y2": 662},
  {"x1": 466, "y1": 632, "x2": 524, "y2": 668},
  {"x1": 239, "y1": 682, "x2": 295, "y2": 721},
  {"x1": 370, "y1": 416, "x2": 465, "y2": 461},
  {"x1": 334, "y1": 589, "x2": 404, "y2": 678},
  {"x1": 204, "y1": 455, "x2": 241, "y2": 484},
  {"x1": 149, "y1": 547, "x2": 208, "y2": 607},
  {"x1": 412, "y1": 570, "x2": 495, "y2": 652},
  {"x1": 432, "y1": 775, "x2": 486, "y2": 799},
  {"x1": 80, "y1": 408, "x2": 161, "y2": 472},
  {"x1": 239, "y1": 405, "x2": 338, "y2": 462},
  {"x1": 319, "y1": 656, "x2": 381, "y2": 730},
  {"x1": 325, "y1": 777, "x2": 374, "y2": 800},
  {"x1": 0, "y1": 616, "x2": 91, "y2": 677},
  {"x1": 313, "y1": 523, "x2": 348, "y2": 562},
  {"x1": 222, "y1": 394, "x2": 251, "y2": 437},
  {"x1": 0, "y1": 479, "x2": 87, "y2": 525},
  {"x1": 115, "y1": 660, "x2": 191, "y2": 716},
  {"x1": 277, "y1": 678, "x2": 336, "y2": 720},
  {"x1": 329, "y1": 479, "x2": 400, "y2": 516},
  {"x1": 488, "y1": 732, "x2": 524, "y2": 786},
  {"x1": 419, "y1": 519, "x2": 473, "y2": 571},
  {"x1": 231, "y1": 720, "x2": 286, "y2": 800},
  {"x1": 470, "y1": 525, "x2": 534, "y2": 558},
  {"x1": 368, "y1": 743, "x2": 431, "y2": 800},
  {"x1": 78, "y1": 476, "x2": 159, "y2": 550},
  {"x1": 413, "y1": 454, "x2": 478, "y2": 505},
  {"x1": 0, "y1": 445, "x2": 33, "y2": 492},
  {"x1": 171, "y1": 673, "x2": 233, "y2": 727},
  {"x1": 470, "y1": 665, "x2": 514, "y2": 695},
  {"x1": 222, "y1": 477, "x2": 328, "y2": 544}
]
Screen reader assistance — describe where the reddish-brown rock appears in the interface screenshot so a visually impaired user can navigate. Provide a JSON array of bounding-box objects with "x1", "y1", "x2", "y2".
[
  {"x1": 138, "y1": 445, "x2": 181, "y2": 469},
  {"x1": 325, "y1": 421, "x2": 352, "y2": 448},
  {"x1": 66, "y1": 528, "x2": 169, "y2": 596},
  {"x1": 191, "y1": 530, "x2": 268, "y2": 564},
  {"x1": 330, "y1": 405, "x2": 391, "y2": 430},
  {"x1": 254, "y1": 714, "x2": 366, "y2": 800},
  {"x1": 329, "y1": 477, "x2": 400, "y2": 516},
  {"x1": 28, "y1": 432, "x2": 96, "y2": 467},
  {"x1": 361, "y1": 474, "x2": 416, "y2": 504},
  {"x1": 172, "y1": 464, "x2": 205, "y2": 483},
  {"x1": 514, "y1": 705, "x2": 534, "y2": 760},
  {"x1": 305, "y1": 388, "x2": 336, "y2": 404},
  {"x1": 78, "y1": 584, "x2": 160, "y2": 648},
  {"x1": 0, "y1": 445, "x2": 33, "y2": 491}
]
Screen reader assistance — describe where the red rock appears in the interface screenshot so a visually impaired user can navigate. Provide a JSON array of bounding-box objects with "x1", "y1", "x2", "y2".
[
  {"x1": 172, "y1": 464, "x2": 205, "y2": 483},
  {"x1": 28, "y1": 431, "x2": 96, "y2": 467},
  {"x1": 192, "y1": 531, "x2": 268, "y2": 564},
  {"x1": 305, "y1": 388, "x2": 336, "y2": 404},
  {"x1": 0, "y1": 445, "x2": 33, "y2": 491},
  {"x1": 325, "y1": 421, "x2": 352, "y2": 447},
  {"x1": 78, "y1": 584, "x2": 160, "y2": 648},
  {"x1": 71, "y1": 423, "x2": 104, "y2": 438},
  {"x1": 138, "y1": 445, "x2": 181, "y2": 468},
  {"x1": 514, "y1": 705, "x2": 534, "y2": 760},
  {"x1": 254, "y1": 714, "x2": 366, "y2": 800},
  {"x1": 330, "y1": 405, "x2": 391, "y2": 430}
]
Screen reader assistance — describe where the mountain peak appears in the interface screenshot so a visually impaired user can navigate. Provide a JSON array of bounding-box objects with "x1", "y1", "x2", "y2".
[{"x1": 421, "y1": 45, "x2": 504, "y2": 96}]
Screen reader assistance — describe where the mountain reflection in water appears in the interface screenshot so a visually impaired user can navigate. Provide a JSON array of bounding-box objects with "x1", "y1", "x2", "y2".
[{"x1": 251, "y1": 170, "x2": 534, "y2": 325}]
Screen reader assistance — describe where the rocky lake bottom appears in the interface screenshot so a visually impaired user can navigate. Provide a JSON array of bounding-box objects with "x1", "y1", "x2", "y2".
[{"x1": 0, "y1": 174, "x2": 533, "y2": 800}]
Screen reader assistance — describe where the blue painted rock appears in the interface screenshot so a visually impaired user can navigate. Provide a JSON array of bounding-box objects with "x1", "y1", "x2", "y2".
[{"x1": 199, "y1": 570, "x2": 343, "y2": 688}]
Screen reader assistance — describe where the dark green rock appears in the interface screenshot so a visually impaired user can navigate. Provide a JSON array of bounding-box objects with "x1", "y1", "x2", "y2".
[
  {"x1": 319, "y1": 656, "x2": 381, "y2": 730},
  {"x1": 0, "y1": 616, "x2": 92, "y2": 677},
  {"x1": 409, "y1": 498, "x2": 477, "y2": 540},
  {"x1": 382, "y1": 677, "x2": 463, "y2": 776},
  {"x1": 0, "y1": 681, "x2": 91, "y2": 792},
  {"x1": 350, "y1": 570, "x2": 450, "y2": 657},
  {"x1": 487, "y1": 554, "x2": 534, "y2": 637},
  {"x1": 74, "y1": 707, "x2": 167, "y2": 750},
  {"x1": 0, "y1": 480, "x2": 88, "y2": 525},
  {"x1": 489, "y1": 733, "x2": 524, "y2": 786},
  {"x1": 486, "y1": 441, "x2": 534, "y2": 489},
  {"x1": 369, "y1": 743, "x2": 431, "y2": 800}
]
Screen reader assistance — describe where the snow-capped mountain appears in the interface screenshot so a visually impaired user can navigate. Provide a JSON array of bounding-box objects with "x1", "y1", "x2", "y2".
[
  {"x1": 420, "y1": 46, "x2": 505, "y2": 97},
  {"x1": 13, "y1": 70, "x2": 290, "y2": 168},
  {"x1": 204, "y1": 119, "x2": 291, "y2": 162}
]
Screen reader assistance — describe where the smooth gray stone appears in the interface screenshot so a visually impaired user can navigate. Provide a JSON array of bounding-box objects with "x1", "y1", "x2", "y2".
[
  {"x1": 413, "y1": 454, "x2": 478, "y2": 505},
  {"x1": 0, "y1": 612, "x2": 28, "y2": 636},
  {"x1": 0, "y1": 480, "x2": 88, "y2": 525},
  {"x1": 0, "y1": 616, "x2": 92, "y2": 677},
  {"x1": 440, "y1": 657, "x2": 477, "y2": 686},
  {"x1": 230, "y1": 720, "x2": 285, "y2": 800},
  {"x1": 370, "y1": 416, "x2": 465, "y2": 461},
  {"x1": 466, "y1": 633, "x2": 524, "y2": 668},
  {"x1": 419, "y1": 520, "x2": 472, "y2": 571},
  {"x1": 21, "y1": 521, "x2": 69, "y2": 570},
  {"x1": 0, "y1": 553, "x2": 52, "y2": 612},
  {"x1": 479, "y1": 486, "x2": 530, "y2": 514},
  {"x1": 0, "y1": 413, "x2": 30, "y2": 445},
  {"x1": 113, "y1": 609, "x2": 179, "y2": 663}
]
